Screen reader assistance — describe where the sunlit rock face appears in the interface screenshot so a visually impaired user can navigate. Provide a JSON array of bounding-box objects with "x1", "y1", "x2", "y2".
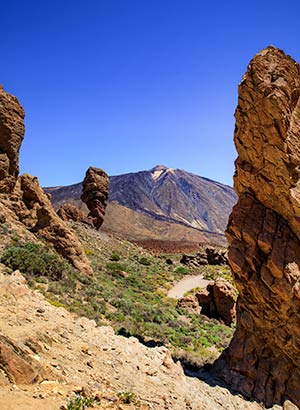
[
  {"x1": 0, "y1": 85, "x2": 25, "y2": 193},
  {"x1": 214, "y1": 47, "x2": 300, "y2": 408},
  {"x1": 0, "y1": 85, "x2": 93, "y2": 276},
  {"x1": 81, "y1": 166, "x2": 109, "y2": 230}
]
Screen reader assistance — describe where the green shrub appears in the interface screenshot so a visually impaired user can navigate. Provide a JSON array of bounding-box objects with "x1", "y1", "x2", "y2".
[
  {"x1": 139, "y1": 257, "x2": 151, "y2": 266},
  {"x1": 175, "y1": 266, "x2": 190, "y2": 274},
  {"x1": 67, "y1": 395, "x2": 95, "y2": 410},
  {"x1": 117, "y1": 391, "x2": 138, "y2": 404},
  {"x1": 110, "y1": 252, "x2": 121, "y2": 261},
  {"x1": 1, "y1": 242, "x2": 68, "y2": 280}
]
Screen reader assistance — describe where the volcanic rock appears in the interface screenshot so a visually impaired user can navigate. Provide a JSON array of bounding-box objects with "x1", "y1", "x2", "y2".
[
  {"x1": 0, "y1": 85, "x2": 25, "y2": 193},
  {"x1": 205, "y1": 247, "x2": 228, "y2": 265},
  {"x1": 180, "y1": 252, "x2": 208, "y2": 267},
  {"x1": 196, "y1": 278, "x2": 236, "y2": 326},
  {"x1": 57, "y1": 203, "x2": 86, "y2": 222},
  {"x1": 177, "y1": 295, "x2": 201, "y2": 314},
  {"x1": 214, "y1": 46, "x2": 300, "y2": 408},
  {"x1": 81, "y1": 166, "x2": 109, "y2": 230},
  {"x1": 0, "y1": 86, "x2": 93, "y2": 276},
  {"x1": 15, "y1": 174, "x2": 93, "y2": 276},
  {"x1": 180, "y1": 247, "x2": 227, "y2": 268},
  {"x1": 0, "y1": 335, "x2": 40, "y2": 384}
]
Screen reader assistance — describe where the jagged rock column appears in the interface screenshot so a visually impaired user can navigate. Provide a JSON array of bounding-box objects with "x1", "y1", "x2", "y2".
[
  {"x1": 0, "y1": 85, "x2": 93, "y2": 276},
  {"x1": 81, "y1": 166, "x2": 109, "y2": 230},
  {"x1": 214, "y1": 47, "x2": 300, "y2": 408},
  {"x1": 0, "y1": 85, "x2": 25, "y2": 193}
]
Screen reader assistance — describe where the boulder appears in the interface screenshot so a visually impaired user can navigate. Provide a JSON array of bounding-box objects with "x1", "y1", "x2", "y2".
[
  {"x1": 180, "y1": 247, "x2": 228, "y2": 268},
  {"x1": 81, "y1": 166, "x2": 109, "y2": 230},
  {"x1": 0, "y1": 335, "x2": 39, "y2": 384},
  {"x1": 196, "y1": 278, "x2": 236, "y2": 326},
  {"x1": 211, "y1": 278, "x2": 236, "y2": 326},
  {"x1": 57, "y1": 203, "x2": 86, "y2": 222},
  {"x1": 214, "y1": 46, "x2": 300, "y2": 408},
  {"x1": 205, "y1": 247, "x2": 228, "y2": 265},
  {"x1": 180, "y1": 252, "x2": 208, "y2": 267},
  {"x1": 177, "y1": 295, "x2": 200, "y2": 315},
  {"x1": 0, "y1": 85, "x2": 25, "y2": 193}
]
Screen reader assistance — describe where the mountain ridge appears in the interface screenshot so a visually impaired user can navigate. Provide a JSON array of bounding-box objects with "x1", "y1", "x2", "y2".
[{"x1": 44, "y1": 165, "x2": 236, "y2": 247}]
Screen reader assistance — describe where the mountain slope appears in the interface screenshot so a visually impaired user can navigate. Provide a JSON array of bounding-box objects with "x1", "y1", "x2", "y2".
[
  {"x1": 108, "y1": 165, "x2": 236, "y2": 233},
  {"x1": 45, "y1": 165, "x2": 236, "y2": 246}
]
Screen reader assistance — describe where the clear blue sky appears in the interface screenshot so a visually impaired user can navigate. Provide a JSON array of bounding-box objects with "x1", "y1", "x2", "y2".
[{"x1": 1, "y1": 0, "x2": 300, "y2": 187}]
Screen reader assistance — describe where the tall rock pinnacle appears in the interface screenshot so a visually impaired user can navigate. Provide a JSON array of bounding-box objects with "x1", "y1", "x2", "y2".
[
  {"x1": 214, "y1": 47, "x2": 300, "y2": 408},
  {"x1": 0, "y1": 85, "x2": 93, "y2": 276},
  {"x1": 81, "y1": 166, "x2": 109, "y2": 230},
  {"x1": 0, "y1": 85, "x2": 25, "y2": 193}
]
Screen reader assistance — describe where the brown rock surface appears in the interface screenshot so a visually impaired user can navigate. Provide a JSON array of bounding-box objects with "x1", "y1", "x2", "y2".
[
  {"x1": 0, "y1": 85, "x2": 25, "y2": 193},
  {"x1": 81, "y1": 166, "x2": 109, "y2": 230},
  {"x1": 214, "y1": 46, "x2": 300, "y2": 408},
  {"x1": 196, "y1": 278, "x2": 236, "y2": 326},
  {"x1": 0, "y1": 335, "x2": 40, "y2": 384},
  {"x1": 57, "y1": 203, "x2": 86, "y2": 222},
  {"x1": 15, "y1": 174, "x2": 93, "y2": 276},
  {"x1": 0, "y1": 86, "x2": 92, "y2": 276},
  {"x1": 177, "y1": 295, "x2": 201, "y2": 314}
]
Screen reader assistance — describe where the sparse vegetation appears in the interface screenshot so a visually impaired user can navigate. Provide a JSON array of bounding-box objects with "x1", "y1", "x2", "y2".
[
  {"x1": 0, "y1": 230, "x2": 234, "y2": 366},
  {"x1": 66, "y1": 395, "x2": 96, "y2": 410},
  {"x1": 117, "y1": 391, "x2": 139, "y2": 405},
  {"x1": 110, "y1": 252, "x2": 121, "y2": 261}
]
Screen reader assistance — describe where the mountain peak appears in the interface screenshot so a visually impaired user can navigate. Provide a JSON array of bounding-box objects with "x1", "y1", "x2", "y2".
[
  {"x1": 150, "y1": 165, "x2": 176, "y2": 181},
  {"x1": 151, "y1": 165, "x2": 168, "y2": 172}
]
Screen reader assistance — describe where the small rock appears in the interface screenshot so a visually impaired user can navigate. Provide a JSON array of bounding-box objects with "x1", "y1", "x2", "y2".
[{"x1": 86, "y1": 360, "x2": 93, "y2": 368}]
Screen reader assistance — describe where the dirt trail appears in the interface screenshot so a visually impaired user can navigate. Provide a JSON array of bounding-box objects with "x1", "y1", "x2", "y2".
[{"x1": 167, "y1": 274, "x2": 210, "y2": 299}]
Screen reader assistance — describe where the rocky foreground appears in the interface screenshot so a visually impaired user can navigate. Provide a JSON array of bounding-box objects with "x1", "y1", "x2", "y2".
[{"x1": 0, "y1": 267, "x2": 292, "y2": 410}]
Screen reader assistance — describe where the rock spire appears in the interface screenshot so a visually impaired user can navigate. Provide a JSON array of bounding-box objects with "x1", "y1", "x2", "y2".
[{"x1": 214, "y1": 46, "x2": 300, "y2": 408}]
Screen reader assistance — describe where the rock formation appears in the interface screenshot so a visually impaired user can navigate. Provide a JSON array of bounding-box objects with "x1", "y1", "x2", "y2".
[
  {"x1": 205, "y1": 247, "x2": 228, "y2": 265},
  {"x1": 57, "y1": 203, "x2": 86, "y2": 222},
  {"x1": 177, "y1": 295, "x2": 201, "y2": 315},
  {"x1": 214, "y1": 47, "x2": 300, "y2": 407},
  {"x1": 81, "y1": 166, "x2": 109, "y2": 230},
  {"x1": 0, "y1": 85, "x2": 25, "y2": 194},
  {"x1": 180, "y1": 247, "x2": 228, "y2": 268},
  {"x1": 196, "y1": 278, "x2": 236, "y2": 326},
  {"x1": 0, "y1": 85, "x2": 93, "y2": 276}
]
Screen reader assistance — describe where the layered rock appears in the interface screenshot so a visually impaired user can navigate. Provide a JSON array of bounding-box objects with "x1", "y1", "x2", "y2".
[
  {"x1": 0, "y1": 85, "x2": 93, "y2": 276},
  {"x1": 214, "y1": 47, "x2": 300, "y2": 407},
  {"x1": 0, "y1": 85, "x2": 25, "y2": 193},
  {"x1": 81, "y1": 166, "x2": 109, "y2": 230}
]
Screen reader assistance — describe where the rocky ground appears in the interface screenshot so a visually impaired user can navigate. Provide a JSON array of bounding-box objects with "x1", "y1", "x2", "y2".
[{"x1": 0, "y1": 266, "x2": 295, "y2": 410}]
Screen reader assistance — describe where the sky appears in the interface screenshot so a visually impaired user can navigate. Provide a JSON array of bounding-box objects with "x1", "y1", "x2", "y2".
[{"x1": 1, "y1": 0, "x2": 300, "y2": 187}]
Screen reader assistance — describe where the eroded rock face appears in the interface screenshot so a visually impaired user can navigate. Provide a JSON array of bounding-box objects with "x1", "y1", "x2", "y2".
[
  {"x1": 0, "y1": 335, "x2": 39, "y2": 384},
  {"x1": 214, "y1": 47, "x2": 300, "y2": 407},
  {"x1": 0, "y1": 85, "x2": 25, "y2": 193},
  {"x1": 196, "y1": 278, "x2": 236, "y2": 326},
  {"x1": 81, "y1": 166, "x2": 109, "y2": 230},
  {"x1": 0, "y1": 86, "x2": 93, "y2": 276},
  {"x1": 57, "y1": 203, "x2": 86, "y2": 222},
  {"x1": 15, "y1": 174, "x2": 93, "y2": 276}
]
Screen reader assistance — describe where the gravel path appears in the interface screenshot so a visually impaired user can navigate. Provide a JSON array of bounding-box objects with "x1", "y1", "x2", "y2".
[{"x1": 167, "y1": 274, "x2": 211, "y2": 299}]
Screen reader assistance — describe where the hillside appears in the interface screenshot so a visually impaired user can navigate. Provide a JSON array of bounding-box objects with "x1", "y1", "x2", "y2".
[{"x1": 45, "y1": 165, "x2": 236, "y2": 247}]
